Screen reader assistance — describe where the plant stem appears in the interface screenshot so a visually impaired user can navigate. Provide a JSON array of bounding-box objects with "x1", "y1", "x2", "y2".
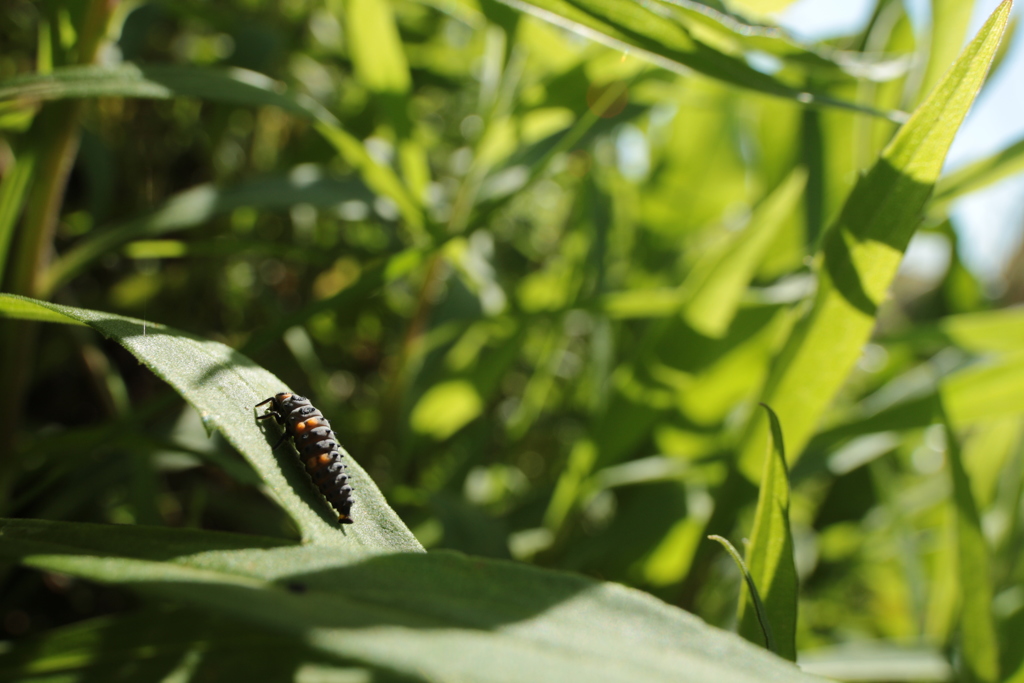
[{"x1": 0, "y1": 0, "x2": 118, "y2": 509}]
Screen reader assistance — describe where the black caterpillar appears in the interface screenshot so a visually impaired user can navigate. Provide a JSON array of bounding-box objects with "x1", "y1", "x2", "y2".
[{"x1": 256, "y1": 393, "x2": 354, "y2": 524}]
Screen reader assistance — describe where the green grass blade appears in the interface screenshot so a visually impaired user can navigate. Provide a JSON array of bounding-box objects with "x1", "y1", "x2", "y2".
[
  {"x1": 0, "y1": 64, "x2": 329, "y2": 119},
  {"x1": 930, "y1": 136, "x2": 1024, "y2": 215},
  {"x1": 346, "y1": 0, "x2": 411, "y2": 95},
  {"x1": 0, "y1": 294, "x2": 422, "y2": 552},
  {"x1": 0, "y1": 149, "x2": 36, "y2": 287},
  {"x1": 883, "y1": 306, "x2": 1024, "y2": 353},
  {"x1": 737, "y1": 405, "x2": 797, "y2": 661},
  {"x1": 942, "y1": 351, "x2": 1024, "y2": 428},
  {"x1": 493, "y1": 0, "x2": 903, "y2": 119},
  {"x1": 314, "y1": 121, "x2": 426, "y2": 237},
  {"x1": 917, "y1": 0, "x2": 976, "y2": 103},
  {"x1": 0, "y1": 518, "x2": 828, "y2": 683},
  {"x1": 0, "y1": 294, "x2": 87, "y2": 325},
  {"x1": 681, "y1": 169, "x2": 806, "y2": 338},
  {"x1": 738, "y1": 0, "x2": 1012, "y2": 479},
  {"x1": 941, "y1": 410, "x2": 999, "y2": 683},
  {"x1": 707, "y1": 534, "x2": 776, "y2": 655},
  {"x1": 341, "y1": 0, "x2": 431, "y2": 209}
]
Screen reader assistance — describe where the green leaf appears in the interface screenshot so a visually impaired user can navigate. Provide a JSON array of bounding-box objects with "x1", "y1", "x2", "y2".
[
  {"x1": 917, "y1": 0, "x2": 976, "y2": 103},
  {"x1": 738, "y1": 0, "x2": 1012, "y2": 479},
  {"x1": 942, "y1": 351, "x2": 1024, "y2": 428},
  {"x1": 0, "y1": 63, "x2": 331, "y2": 119},
  {"x1": 738, "y1": 405, "x2": 796, "y2": 661},
  {"x1": 543, "y1": 439, "x2": 597, "y2": 532},
  {"x1": 0, "y1": 518, "x2": 827, "y2": 683},
  {"x1": 345, "y1": 0, "x2": 412, "y2": 95},
  {"x1": 341, "y1": 0, "x2": 432, "y2": 207},
  {"x1": 314, "y1": 121, "x2": 426, "y2": 237},
  {"x1": 494, "y1": 0, "x2": 903, "y2": 118},
  {"x1": 930, "y1": 136, "x2": 1024, "y2": 215},
  {"x1": 941, "y1": 411, "x2": 999, "y2": 683},
  {"x1": 940, "y1": 307, "x2": 1024, "y2": 353},
  {"x1": 409, "y1": 379, "x2": 484, "y2": 440},
  {"x1": 0, "y1": 149, "x2": 36, "y2": 286},
  {"x1": 602, "y1": 170, "x2": 805, "y2": 329},
  {"x1": 726, "y1": 0, "x2": 800, "y2": 14},
  {"x1": 882, "y1": 306, "x2": 1024, "y2": 353},
  {"x1": 680, "y1": 169, "x2": 806, "y2": 338},
  {"x1": 0, "y1": 291, "x2": 85, "y2": 325},
  {"x1": 707, "y1": 534, "x2": 776, "y2": 655},
  {"x1": 797, "y1": 643, "x2": 953, "y2": 681},
  {"x1": 0, "y1": 294, "x2": 422, "y2": 552}
]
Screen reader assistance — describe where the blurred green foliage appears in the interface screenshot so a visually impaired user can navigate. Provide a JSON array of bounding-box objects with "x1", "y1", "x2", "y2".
[{"x1": 1, "y1": 0, "x2": 1024, "y2": 680}]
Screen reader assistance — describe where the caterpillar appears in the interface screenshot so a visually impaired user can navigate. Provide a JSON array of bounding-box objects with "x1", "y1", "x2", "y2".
[{"x1": 256, "y1": 393, "x2": 354, "y2": 524}]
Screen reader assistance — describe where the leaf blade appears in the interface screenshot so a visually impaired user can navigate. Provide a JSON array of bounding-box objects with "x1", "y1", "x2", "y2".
[
  {"x1": 494, "y1": 0, "x2": 902, "y2": 118},
  {"x1": 738, "y1": 405, "x2": 797, "y2": 661},
  {"x1": 739, "y1": 0, "x2": 1013, "y2": 478},
  {"x1": 681, "y1": 169, "x2": 806, "y2": 338},
  {"x1": 0, "y1": 518, "x2": 828, "y2": 683},
  {"x1": 941, "y1": 411, "x2": 999, "y2": 683},
  {"x1": 0, "y1": 294, "x2": 422, "y2": 552}
]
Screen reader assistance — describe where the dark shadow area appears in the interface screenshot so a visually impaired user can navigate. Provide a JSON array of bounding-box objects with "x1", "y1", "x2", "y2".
[
  {"x1": 0, "y1": 517, "x2": 293, "y2": 563},
  {"x1": 83, "y1": 550, "x2": 597, "y2": 638},
  {"x1": 0, "y1": 606, "x2": 413, "y2": 683},
  {"x1": 821, "y1": 157, "x2": 934, "y2": 316}
]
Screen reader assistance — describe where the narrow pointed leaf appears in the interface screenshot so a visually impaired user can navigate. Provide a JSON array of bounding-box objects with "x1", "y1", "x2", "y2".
[
  {"x1": 917, "y1": 0, "x2": 976, "y2": 102},
  {"x1": 681, "y1": 169, "x2": 806, "y2": 338},
  {"x1": 0, "y1": 294, "x2": 422, "y2": 552},
  {"x1": 708, "y1": 534, "x2": 776, "y2": 655},
  {"x1": 942, "y1": 411, "x2": 999, "y2": 683},
  {"x1": 494, "y1": 0, "x2": 902, "y2": 119},
  {"x1": 942, "y1": 351, "x2": 1024, "y2": 428},
  {"x1": 738, "y1": 405, "x2": 797, "y2": 661},
  {"x1": 739, "y1": 1, "x2": 1012, "y2": 479},
  {"x1": 0, "y1": 64, "x2": 332, "y2": 119},
  {"x1": 930, "y1": 136, "x2": 1024, "y2": 215},
  {"x1": 345, "y1": 0, "x2": 411, "y2": 95}
]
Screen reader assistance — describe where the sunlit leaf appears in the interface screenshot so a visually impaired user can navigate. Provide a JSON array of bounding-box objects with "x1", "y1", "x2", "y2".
[
  {"x1": 917, "y1": 0, "x2": 976, "y2": 103},
  {"x1": 0, "y1": 293, "x2": 421, "y2": 552},
  {"x1": 930, "y1": 136, "x2": 1024, "y2": 215},
  {"x1": 942, "y1": 410, "x2": 999, "y2": 683},
  {"x1": 942, "y1": 351, "x2": 1024, "y2": 428},
  {"x1": 345, "y1": 0, "x2": 412, "y2": 95},
  {"x1": 738, "y1": 405, "x2": 796, "y2": 660},
  {"x1": 0, "y1": 518, "x2": 828, "y2": 683},
  {"x1": 410, "y1": 379, "x2": 484, "y2": 440},
  {"x1": 494, "y1": 0, "x2": 904, "y2": 117},
  {"x1": 681, "y1": 169, "x2": 806, "y2": 338},
  {"x1": 738, "y1": 1, "x2": 1012, "y2": 478}
]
